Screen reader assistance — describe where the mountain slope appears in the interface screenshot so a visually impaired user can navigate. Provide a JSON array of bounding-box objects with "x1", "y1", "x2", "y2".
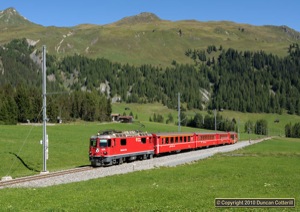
[
  {"x1": 0, "y1": 8, "x2": 300, "y2": 66},
  {"x1": 0, "y1": 7, "x2": 37, "y2": 26},
  {"x1": 115, "y1": 12, "x2": 161, "y2": 25}
]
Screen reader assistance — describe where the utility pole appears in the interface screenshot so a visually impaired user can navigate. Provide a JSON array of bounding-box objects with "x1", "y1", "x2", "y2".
[
  {"x1": 238, "y1": 119, "x2": 240, "y2": 139},
  {"x1": 214, "y1": 109, "x2": 217, "y2": 131},
  {"x1": 178, "y1": 92, "x2": 180, "y2": 132},
  {"x1": 41, "y1": 45, "x2": 48, "y2": 174}
]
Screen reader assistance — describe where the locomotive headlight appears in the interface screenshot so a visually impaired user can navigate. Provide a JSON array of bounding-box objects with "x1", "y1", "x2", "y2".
[
  {"x1": 96, "y1": 148, "x2": 99, "y2": 153},
  {"x1": 104, "y1": 151, "x2": 107, "y2": 155}
]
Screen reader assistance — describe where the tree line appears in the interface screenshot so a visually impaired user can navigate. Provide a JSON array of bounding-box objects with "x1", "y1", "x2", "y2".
[
  {"x1": 285, "y1": 122, "x2": 300, "y2": 138},
  {"x1": 0, "y1": 83, "x2": 112, "y2": 124},
  {"x1": 1, "y1": 38, "x2": 300, "y2": 125},
  {"x1": 244, "y1": 119, "x2": 268, "y2": 135},
  {"x1": 186, "y1": 44, "x2": 300, "y2": 115},
  {"x1": 149, "y1": 111, "x2": 238, "y2": 132}
]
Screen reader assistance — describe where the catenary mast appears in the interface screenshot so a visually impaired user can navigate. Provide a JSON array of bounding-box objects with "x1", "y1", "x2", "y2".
[{"x1": 42, "y1": 45, "x2": 48, "y2": 173}]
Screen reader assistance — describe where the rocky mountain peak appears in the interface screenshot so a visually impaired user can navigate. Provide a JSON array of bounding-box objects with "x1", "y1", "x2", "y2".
[
  {"x1": 0, "y1": 7, "x2": 34, "y2": 26},
  {"x1": 115, "y1": 12, "x2": 161, "y2": 25}
]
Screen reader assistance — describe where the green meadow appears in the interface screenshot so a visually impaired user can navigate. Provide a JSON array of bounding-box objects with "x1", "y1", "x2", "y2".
[
  {"x1": 0, "y1": 137, "x2": 299, "y2": 211},
  {"x1": 1, "y1": 102, "x2": 300, "y2": 178},
  {"x1": 0, "y1": 103, "x2": 300, "y2": 210}
]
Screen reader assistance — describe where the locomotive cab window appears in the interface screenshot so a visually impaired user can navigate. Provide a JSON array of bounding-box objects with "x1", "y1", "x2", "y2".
[
  {"x1": 121, "y1": 139, "x2": 126, "y2": 146},
  {"x1": 141, "y1": 137, "x2": 146, "y2": 144},
  {"x1": 90, "y1": 139, "x2": 97, "y2": 147}
]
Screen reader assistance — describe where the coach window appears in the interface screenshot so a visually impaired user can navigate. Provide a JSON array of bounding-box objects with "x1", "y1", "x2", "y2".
[
  {"x1": 166, "y1": 137, "x2": 169, "y2": 144},
  {"x1": 180, "y1": 137, "x2": 183, "y2": 143},
  {"x1": 141, "y1": 137, "x2": 146, "y2": 144},
  {"x1": 188, "y1": 136, "x2": 191, "y2": 142},
  {"x1": 175, "y1": 137, "x2": 178, "y2": 143},
  {"x1": 184, "y1": 136, "x2": 187, "y2": 142},
  {"x1": 162, "y1": 138, "x2": 164, "y2": 144},
  {"x1": 171, "y1": 137, "x2": 174, "y2": 143},
  {"x1": 121, "y1": 139, "x2": 126, "y2": 146}
]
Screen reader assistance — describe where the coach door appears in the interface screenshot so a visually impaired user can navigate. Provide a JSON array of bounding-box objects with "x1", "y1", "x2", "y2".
[{"x1": 154, "y1": 135, "x2": 160, "y2": 154}]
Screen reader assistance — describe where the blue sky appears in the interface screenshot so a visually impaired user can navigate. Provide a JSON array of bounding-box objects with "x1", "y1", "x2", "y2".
[{"x1": 1, "y1": 0, "x2": 300, "y2": 32}]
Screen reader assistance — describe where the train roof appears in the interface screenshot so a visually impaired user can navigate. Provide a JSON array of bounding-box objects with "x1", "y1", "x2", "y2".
[
  {"x1": 152, "y1": 132, "x2": 194, "y2": 136},
  {"x1": 152, "y1": 131, "x2": 236, "y2": 137},
  {"x1": 91, "y1": 130, "x2": 152, "y2": 139},
  {"x1": 90, "y1": 131, "x2": 237, "y2": 139}
]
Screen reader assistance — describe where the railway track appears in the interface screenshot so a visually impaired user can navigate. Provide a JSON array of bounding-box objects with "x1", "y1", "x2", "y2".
[
  {"x1": 0, "y1": 138, "x2": 270, "y2": 189},
  {"x1": 0, "y1": 166, "x2": 93, "y2": 189}
]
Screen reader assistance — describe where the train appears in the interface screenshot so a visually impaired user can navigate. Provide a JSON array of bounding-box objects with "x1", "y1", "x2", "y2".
[{"x1": 89, "y1": 130, "x2": 238, "y2": 167}]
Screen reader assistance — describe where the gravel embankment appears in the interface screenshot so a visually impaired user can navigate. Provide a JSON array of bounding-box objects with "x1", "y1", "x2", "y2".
[{"x1": 5, "y1": 138, "x2": 269, "y2": 188}]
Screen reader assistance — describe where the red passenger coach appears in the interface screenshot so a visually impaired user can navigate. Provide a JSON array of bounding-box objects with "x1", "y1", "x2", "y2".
[
  {"x1": 89, "y1": 130, "x2": 154, "y2": 167},
  {"x1": 194, "y1": 132, "x2": 238, "y2": 148},
  {"x1": 152, "y1": 132, "x2": 195, "y2": 155},
  {"x1": 152, "y1": 132, "x2": 238, "y2": 155}
]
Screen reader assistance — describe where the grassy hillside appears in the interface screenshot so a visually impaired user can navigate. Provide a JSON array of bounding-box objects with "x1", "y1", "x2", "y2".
[
  {"x1": 113, "y1": 102, "x2": 300, "y2": 136},
  {"x1": 1, "y1": 9, "x2": 300, "y2": 67}
]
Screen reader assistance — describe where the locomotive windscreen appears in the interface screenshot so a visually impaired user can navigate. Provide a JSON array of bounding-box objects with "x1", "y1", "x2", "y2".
[{"x1": 100, "y1": 139, "x2": 108, "y2": 147}]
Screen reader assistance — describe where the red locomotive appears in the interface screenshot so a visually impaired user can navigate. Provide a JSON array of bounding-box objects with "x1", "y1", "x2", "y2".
[{"x1": 89, "y1": 130, "x2": 238, "y2": 167}]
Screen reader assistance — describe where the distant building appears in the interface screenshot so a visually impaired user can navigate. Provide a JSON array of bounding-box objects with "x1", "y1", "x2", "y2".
[
  {"x1": 111, "y1": 113, "x2": 120, "y2": 122},
  {"x1": 118, "y1": 116, "x2": 133, "y2": 123},
  {"x1": 111, "y1": 114, "x2": 133, "y2": 123}
]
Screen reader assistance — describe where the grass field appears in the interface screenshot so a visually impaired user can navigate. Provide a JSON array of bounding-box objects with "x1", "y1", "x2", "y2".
[
  {"x1": 0, "y1": 120, "x2": 214, "y2": 178},
  {"x1": 1, "y1": 102, "x2": 299, "y2": 179},
  {"x1": 0, "y1": 103, "x2": 300, "y2": 210},
  {"x1": 0, "y1": 137, "x2": 299, "y2": 211}
]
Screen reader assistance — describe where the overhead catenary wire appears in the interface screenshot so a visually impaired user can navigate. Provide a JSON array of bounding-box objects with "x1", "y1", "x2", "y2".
[{"x1": 5, "y1": 107, "x2": 43, "y2": 177}]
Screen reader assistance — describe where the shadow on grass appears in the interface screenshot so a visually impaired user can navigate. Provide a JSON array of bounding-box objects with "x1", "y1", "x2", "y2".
[
  {"x1": 77, "y1": 164, "x2": 92, "y2": 168},
  {"x1": 9, "y1": 152, "x2": 40, "y2": 172}
]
